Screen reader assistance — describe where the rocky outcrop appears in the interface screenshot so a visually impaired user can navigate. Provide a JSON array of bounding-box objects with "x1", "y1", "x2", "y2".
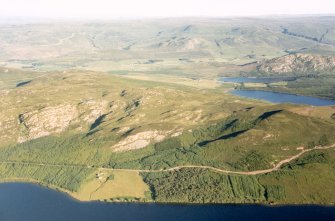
[
  {"x1": 112, "y1": 125, "x2": 184, "y2": 152},
  {"x1": 17, "y1": 104, "x2": 78, "y2": 143},
  {"x1": 112, "y1": 130, "x2": 168, "y2": 152},
  {"x1": 258, "y1": 53, "x2": 335, "y2": 74},
  {"x1": 78, "y1": 99, "x2": 111, "y2": 124},
  {"x1": 16, "y1": 99, "x2": 117, "y2": 142}
]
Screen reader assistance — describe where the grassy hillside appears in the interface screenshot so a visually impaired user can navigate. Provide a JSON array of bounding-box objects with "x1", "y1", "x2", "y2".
[{"x1": 0, "y1": 67, "x2": 334, "y2": 204}]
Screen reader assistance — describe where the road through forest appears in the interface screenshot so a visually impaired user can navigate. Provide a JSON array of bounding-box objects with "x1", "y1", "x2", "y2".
[{"x1": 0, "y1": 144, "x2": 334, "y2": 176}]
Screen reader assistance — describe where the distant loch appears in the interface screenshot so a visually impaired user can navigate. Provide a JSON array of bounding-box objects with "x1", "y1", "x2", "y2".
[
  {"x1": 230, "y1": 90, "x2": 335, "y2": 106},
  {"x1": 219, "y1": 77, "x2": 297, "y2": 83},
  {"x1": 219, "y1": 77, "x2": 335, "y2": 106}
]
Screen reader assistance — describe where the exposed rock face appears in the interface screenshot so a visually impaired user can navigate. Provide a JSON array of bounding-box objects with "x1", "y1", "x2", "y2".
[
  {"x1": 258, "y1": 53, "x2": 335, "y2": 74},
  {"x1": 18, "y1": 104, "x2": 78, "y2": 143},
  {"x1": 78, "y1": 99, "x2": 111, "y2": 124},
  {"x1": 112, "y1": 130, "x2": 169, "y2": 152}
]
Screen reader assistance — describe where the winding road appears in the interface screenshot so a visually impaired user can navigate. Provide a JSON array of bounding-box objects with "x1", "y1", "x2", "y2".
[{"x1": 1, "y1": 144, "x2": 334, "y2": 176}]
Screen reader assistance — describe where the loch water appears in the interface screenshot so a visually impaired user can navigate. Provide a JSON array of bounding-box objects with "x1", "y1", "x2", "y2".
[
  {"x1": 230, "y1": 90, "x2": 335, "y2": 106},
  {"x1": 0, "y1": 183, "x2": 334, "y2": 221},
  {"x1": 219, "y1": 77, "x2": 335, "y2": 106}
]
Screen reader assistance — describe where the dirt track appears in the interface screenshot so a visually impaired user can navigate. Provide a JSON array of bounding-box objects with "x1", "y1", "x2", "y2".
[{"x1": 1, "y1": 144, "x2": 334, "y2": 176}]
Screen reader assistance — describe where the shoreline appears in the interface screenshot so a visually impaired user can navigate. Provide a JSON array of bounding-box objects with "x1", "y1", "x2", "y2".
[
  {"x1": 0, "y1": 178, "x2": 335, "y2": 207},
  {"x1": 0, "y1": 144, "x2": 334, "y2": 205}
]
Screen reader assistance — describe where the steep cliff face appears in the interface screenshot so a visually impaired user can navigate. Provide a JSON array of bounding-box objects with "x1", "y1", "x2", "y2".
[{"x1": 257, "y1": 53, "x2": 335, "y2": 74}]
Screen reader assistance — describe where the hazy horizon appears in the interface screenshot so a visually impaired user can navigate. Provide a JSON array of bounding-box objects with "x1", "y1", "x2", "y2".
[
  {"x1": 1, "y1": 14, "x2": 335, "y2": 25},
  {"x1": 1, "y1": 0, "x2": 335, "y2": 20}
]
